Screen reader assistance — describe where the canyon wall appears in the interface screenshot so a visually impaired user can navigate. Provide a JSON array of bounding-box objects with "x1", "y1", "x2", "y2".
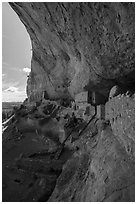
[
  {"x1": 3, "y1": 3, "x2": 135, "y2": 201},
  {"x1": 9, "y1": 2, "x2": 135, "y2": 101}
]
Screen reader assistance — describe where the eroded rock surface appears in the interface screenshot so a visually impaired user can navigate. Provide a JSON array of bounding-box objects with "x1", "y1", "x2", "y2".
[
  {"x1": 2, "y1": 104, "x2": 73, "y2": 202},
  {"x1": 9, "y1": 2, "x2": 135, "y2": 101},
  {"x1": 49, "y1": 119, "x2": 135, "y2": 202},
  {"x1": 3, "y1": 2, "x2": 135, "y2": 202},
  {"x1": 2, "y1": 95, "x2": 135, "y2": 202}
]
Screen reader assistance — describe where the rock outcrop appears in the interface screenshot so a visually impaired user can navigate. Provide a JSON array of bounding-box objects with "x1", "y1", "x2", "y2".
[
  {"x1": 4, "y1": 2, "x2": 134, "y2": 202},
  {"x1": 2, "y1": 95, "x2": 135, "y2": 202},
  {"x1": 9, "y1": 2, "x2": 135, "y2": 101},
  {"x1": 49, "y1": 120, "x2": 135, "y2": 202}
]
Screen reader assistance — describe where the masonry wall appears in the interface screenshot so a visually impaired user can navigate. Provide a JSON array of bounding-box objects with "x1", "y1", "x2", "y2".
[
  {"x1": 96, "y1": 104, "x2": 105, "y2": 119},
  {"x1": 75, "y1": 92, "x2": 88, "y2": 103},
  {"x1": 105, "y1": 94, "x2": 135, "y2": 158}
]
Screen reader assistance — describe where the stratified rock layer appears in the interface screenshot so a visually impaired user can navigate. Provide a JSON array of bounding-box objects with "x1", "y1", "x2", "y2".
[{"x1": 9, "y1": 2, "x2": 135, "y2": 101}]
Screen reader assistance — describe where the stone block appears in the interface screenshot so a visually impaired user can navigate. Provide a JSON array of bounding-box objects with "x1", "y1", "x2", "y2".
[
  {"x1": 96, "y1": 104, "x2": 105, "y2": 119},
  {"x1": 75, "y1": 92, "x2": 88, "y2": 103}
]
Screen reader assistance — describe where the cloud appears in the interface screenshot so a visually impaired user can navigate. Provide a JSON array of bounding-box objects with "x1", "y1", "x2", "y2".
[
  {"x1": 2, "y1": 61, "x2": 10, "y2": 66},
  {"x1": 2, "y1": 62, "x2": 19, "y2": 71},
  {"x1": 4, "y1": 86, "x2": 18, "y2": 93},
  {"x1": 2, "y1": 90, "x2": 27, "y2": 102},
  {"x1": 2, "y1": 79, "x2": 19, "y2": 90},
  {"x1": 2, "y1": 87, "x2": 27, "y2": 102},
  {"x1": 23, "y1": 67, "x2": 31, "y2": 73}
]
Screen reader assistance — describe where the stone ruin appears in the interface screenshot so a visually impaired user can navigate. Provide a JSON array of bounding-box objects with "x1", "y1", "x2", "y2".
[{"x1": 75, "y1": 91, "x2": 107, "y2": 120}]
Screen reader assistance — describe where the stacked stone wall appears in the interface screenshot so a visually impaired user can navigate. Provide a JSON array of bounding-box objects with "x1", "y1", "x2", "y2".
[{"x1": 105, "y1": 94, "x2": 135, "y2": 158}]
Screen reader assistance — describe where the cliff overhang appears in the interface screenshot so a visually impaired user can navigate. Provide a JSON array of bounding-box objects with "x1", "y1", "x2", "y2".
[{"x1": 9, "y1": 2, "x2": 135, "y2": 102}]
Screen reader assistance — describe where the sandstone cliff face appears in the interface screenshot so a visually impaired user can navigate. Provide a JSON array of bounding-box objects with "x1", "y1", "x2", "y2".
[
  {"x1": 48, "y1": 95, "x2": 135, "y2": 202},
  {"x1": 2, "y1": 94, "x2": 134, "y2": 201},
  {"x1": 9, "y1": 2, "x2": 135, "y2": 101},
  {"x1": 49, "y1": 115, "x2": 135, "y2": 202}
]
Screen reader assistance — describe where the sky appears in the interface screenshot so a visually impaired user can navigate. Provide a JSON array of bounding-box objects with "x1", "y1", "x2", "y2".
[{"x1": 2, "y1": 2, "x2": 32, "y2": 102}]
